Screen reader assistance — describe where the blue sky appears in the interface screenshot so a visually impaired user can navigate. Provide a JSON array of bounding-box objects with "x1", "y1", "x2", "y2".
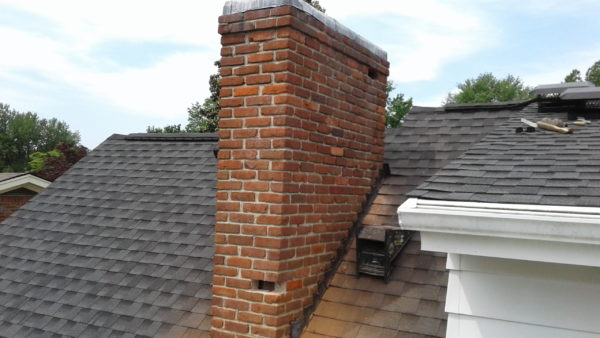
[{"x1": 1, "y1": 0, "x2": 600, "y2": 149}]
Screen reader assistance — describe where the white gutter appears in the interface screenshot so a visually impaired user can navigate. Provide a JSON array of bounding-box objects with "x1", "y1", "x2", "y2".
[
  {"x1": 0, "y1": 174, "x2": 50, "y2": 194},
  {"x1": 398, "y1": 198, "x2": 600, "y2": 267}
]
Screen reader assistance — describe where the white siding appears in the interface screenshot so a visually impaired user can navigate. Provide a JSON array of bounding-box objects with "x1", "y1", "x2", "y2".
[{"x1": 446, "y1": 254, "x2": 600, "y2": 337}]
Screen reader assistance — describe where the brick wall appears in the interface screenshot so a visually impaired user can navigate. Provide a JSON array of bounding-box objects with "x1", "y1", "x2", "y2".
[
  {"x1": 0, "y1": 193, "x2": 34, "y2": 222},
  {"x1": 213, "y1": 2, "x2": 389, "y2": 337}
]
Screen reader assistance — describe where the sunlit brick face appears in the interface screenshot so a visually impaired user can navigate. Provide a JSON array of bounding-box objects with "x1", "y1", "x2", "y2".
[{"x1": 212, "y1": 4, "x2": 388, "y2": 337}]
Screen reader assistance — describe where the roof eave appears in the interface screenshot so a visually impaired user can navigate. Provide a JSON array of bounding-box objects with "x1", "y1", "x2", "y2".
[
  {"x1": 0, "y1": 174, "x2": 51, "y2": 194},
  {"x1": 398, "y1": 198, "x2": 600, "y2": 267}
]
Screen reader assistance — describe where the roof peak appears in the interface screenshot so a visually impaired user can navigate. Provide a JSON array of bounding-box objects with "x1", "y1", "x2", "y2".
[{"x1": 444, "y1": 98, "x2": 536, "y2": 111}]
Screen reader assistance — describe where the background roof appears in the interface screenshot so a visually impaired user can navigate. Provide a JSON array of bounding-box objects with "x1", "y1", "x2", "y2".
[
  {"x1": 410, "y1": 102, "x2": 600, "y2": 206},
  {"x1": 0, "y1": 133, "x2": 216, "y2": 337}
]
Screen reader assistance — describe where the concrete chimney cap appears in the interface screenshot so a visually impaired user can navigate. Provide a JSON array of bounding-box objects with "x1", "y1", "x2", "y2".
[{"x1": 222, "y1": 0, "x2": 388, "y2": 60}]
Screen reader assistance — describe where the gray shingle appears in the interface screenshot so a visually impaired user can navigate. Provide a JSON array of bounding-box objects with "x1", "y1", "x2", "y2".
[
  {"x1": 408, "y1": 102, "x2": 600, "y2": 206},
  {"x1": 0, "y1": 133, "x2": 216, "y2": 336}
]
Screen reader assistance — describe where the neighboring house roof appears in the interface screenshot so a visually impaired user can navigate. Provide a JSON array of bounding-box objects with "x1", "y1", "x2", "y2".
[
  {"x1": 303, "y1": 104, "x2": 519, "y2": 337},
  {"x1": 410, "y1": 102, "x2": 600, "y2": 206},
  {"x1": 0, "y1": 173, "x2": 50, "y2": 194},
  {"x1": 0, "y1": 133, "x2": 217, "y2": 337}
]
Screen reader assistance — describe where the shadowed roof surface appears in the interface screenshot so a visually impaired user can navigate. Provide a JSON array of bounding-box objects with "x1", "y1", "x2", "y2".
[
  {"x1": 0, "y1": 133, "x2": 217, "y2": 337},
  {"x1": 303, "y1": 104, "x2": 518, "y2": 337}
]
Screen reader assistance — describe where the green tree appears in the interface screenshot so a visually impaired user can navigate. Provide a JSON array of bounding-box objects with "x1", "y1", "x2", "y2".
[
  {"x1": 303, "y1": 0, "x2": 326, "y2": 12},
  {"x1": 564, "y1": 69, "x2": 582, "y2": 83},
  {"x1": 0, "y1": 103, "x2": 80, "y2": 172},
  {"x1": 386, "y1": 82, "x2": 413, "y2": 128},
  {"x1": 185, "y1": 61, "x2": 221, "y2": 133},
  {"x1": 444, "y1": 73, "x2": 532, "y2": 105},
  {"x1": 147, "y1": 61, "x2": 220, "y2": 134},
  {"x1": 585, "y1": 60, "x2": 600, "y2": 86},
  {"x1": 29, "y1": 143, "x2": 88, "y2": 181},
  {"x1": 146, "y1": 124, "x2": 183, "y2": 133}
]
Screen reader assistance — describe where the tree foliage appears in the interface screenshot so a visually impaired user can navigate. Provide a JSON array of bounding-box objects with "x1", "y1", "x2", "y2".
[
  {"x1": 386, "y1": 82, "x2": 413, "y2": 128},
  {"x1": 185, "y1": 61, "x2": 221, "y2": 133},
  {"x1": 444, "y1": 73, "x2": 532, "y2": 105},
  {"x1": 0, "y1": 103, "x2": 80, "y2": 172},
  {"x1": 29, "y1": 142, "x2": 88, "y2": 182},
  {"x1": 147, "y1": 1, "x2": 328, "y2": 135},
  {"x1": 585, "y1": 60, "x2": 600, "y2": 86},
  {"x1": 303, "y1": 0, "x2": 326, "y2": 12},
  {"x1": 564, "y1": 69, "x2": 582, "y2": 83},
  {"x1": 146, "y1": 124, "x2": 183, "y2": 133},
  {"x1": 147, "y1": 61, "x2": 220, "y2": 134}
]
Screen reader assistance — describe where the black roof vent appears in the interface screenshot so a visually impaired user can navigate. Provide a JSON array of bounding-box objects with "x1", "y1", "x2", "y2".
[{"x1": 530, "y1": 81, "x2": 594, "y2": 96}]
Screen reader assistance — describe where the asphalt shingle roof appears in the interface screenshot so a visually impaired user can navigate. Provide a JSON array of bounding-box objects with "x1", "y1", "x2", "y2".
[
  {"x1": 303, "y1": 104, "x2": 519, "y2": 337},
  {"x1": 410, "y1": 102, "x2": 600, "y2": 206},
  {"x1": 0, "y1": 133, "x2": 216, "y2": 337}
]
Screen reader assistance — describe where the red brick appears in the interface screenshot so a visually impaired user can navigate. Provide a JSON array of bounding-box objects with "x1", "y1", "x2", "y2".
[
  {"x1": 216, "y1": 202, "x2": 240, "y2": 212},
  {"x1": 243, "y1": 141, "x2": 267, "y2": 151},
  {"x1": 233, "y1": 107, "x2": 259, "y2": 117},
  {"x1": 262, "y1": 84, "x2": 293, "y2": 95},
  {"x1": 264, "y1": 39, "x2": 296, "y2": 51},
  {"x1": 215, "y1": 4, "x2": 388, "y2": 336},
  {"x1": 224, "y1": 321, "x2": 249, "y2": 334},
  {"x1": 221, "y1": 56, "x2": 244, "y2": 66},
  {"x1": 241, "y1": 247, "x2": 266, "y2": 258},
  {"x1": 249, "y1": 30, "x2": 275, "y2": 42},
  {"x1": 243, "y1": 203, "x2": 269, "y2": 213},
  {"x1": 233, "y1": 86, "x2": 259, "y2": 96},
  {"x1": 230, "y1": 192, "x2": 255, "y2": 201},
  {"x1": 246, "y1": 74, "x2": 272, "y2": 85},
  {"x1": 221, "y1": 34, "x2": 245, "y2": 45},
  {"x1": 248, "y1": 52, "x2": 274, "y2": 63},
  {"x1": 220, "y1": 77, "x2": 245, "y2": 86},
  {"x1": 233, "y1": 129, "x2": 258, "y2": 138},
  {"x1": 245, "y1": 117, "x2": 271, "y2": 127},
  {"x1": 234, "y1": 65, "x2": 260, "y2": 76},
  {"x1": 227, "y1": 257, "x2": 252, "y2": 269},
  {"x1": 235, "y1": 44, "x2": 260, "y2": 54}
]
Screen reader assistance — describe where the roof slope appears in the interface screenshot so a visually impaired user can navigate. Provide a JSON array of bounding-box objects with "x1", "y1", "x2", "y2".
[
  {"x1": 303, "y1": 105, "x2": 517, "y2": 337},
  {"x1": 410, "y1": 103, "x2": 600, "y2": 206},
  {"x1": 0, "y1": 133, "x2": 216, "y2": 337}
]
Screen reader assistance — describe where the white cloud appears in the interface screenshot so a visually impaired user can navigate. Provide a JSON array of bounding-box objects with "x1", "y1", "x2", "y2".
[
  {"x1": 0, "y1": 0, "x2": 225, "y2": 119},
  {"x1": 518, "y1": 45, "x2": 600, "y2": 88},
  {"x1": 323, "y1": 0, "x2": 495, "y2": 83}
]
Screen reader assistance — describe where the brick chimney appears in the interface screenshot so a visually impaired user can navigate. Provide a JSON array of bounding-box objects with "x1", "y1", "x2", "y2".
[{"x1": 212, "y1": 1, "x2": 389, "y2": 336}]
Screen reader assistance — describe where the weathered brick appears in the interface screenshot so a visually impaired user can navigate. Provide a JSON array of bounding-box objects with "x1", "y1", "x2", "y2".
[
  {"x1": 233, "y1": 86, "x2": 259, "y2": 96},
  {"x1": 215, "y1": 2, "x2": 388, "y2": 337}
]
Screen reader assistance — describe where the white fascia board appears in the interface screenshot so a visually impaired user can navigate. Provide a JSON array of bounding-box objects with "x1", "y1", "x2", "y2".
[
  {"x1": 398, "y1": 198, "x2": 600, "y2": 246},
  {"x1": 399, "y1": 198, "x2": 600, "y2": 266},
  {"x1": 0, "y1": 174, "x2": 50, "y2": 194}
]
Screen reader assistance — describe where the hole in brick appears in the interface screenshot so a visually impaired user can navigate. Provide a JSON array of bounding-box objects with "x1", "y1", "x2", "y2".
[
  {"x1": 256, "y1": 280, "x2": 275, "y2": 291},
  {"x1": 368, "y1": 67, "x2": 377, "y2": 79}
]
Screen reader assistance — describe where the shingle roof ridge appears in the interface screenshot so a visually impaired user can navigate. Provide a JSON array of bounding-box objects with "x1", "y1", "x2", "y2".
[
  {"x1": 444, "y1": 98, "x2": 537, "y2": 111},
  {"x1": 122, "y1": 133, "x2": 219, "y2": 142}
]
